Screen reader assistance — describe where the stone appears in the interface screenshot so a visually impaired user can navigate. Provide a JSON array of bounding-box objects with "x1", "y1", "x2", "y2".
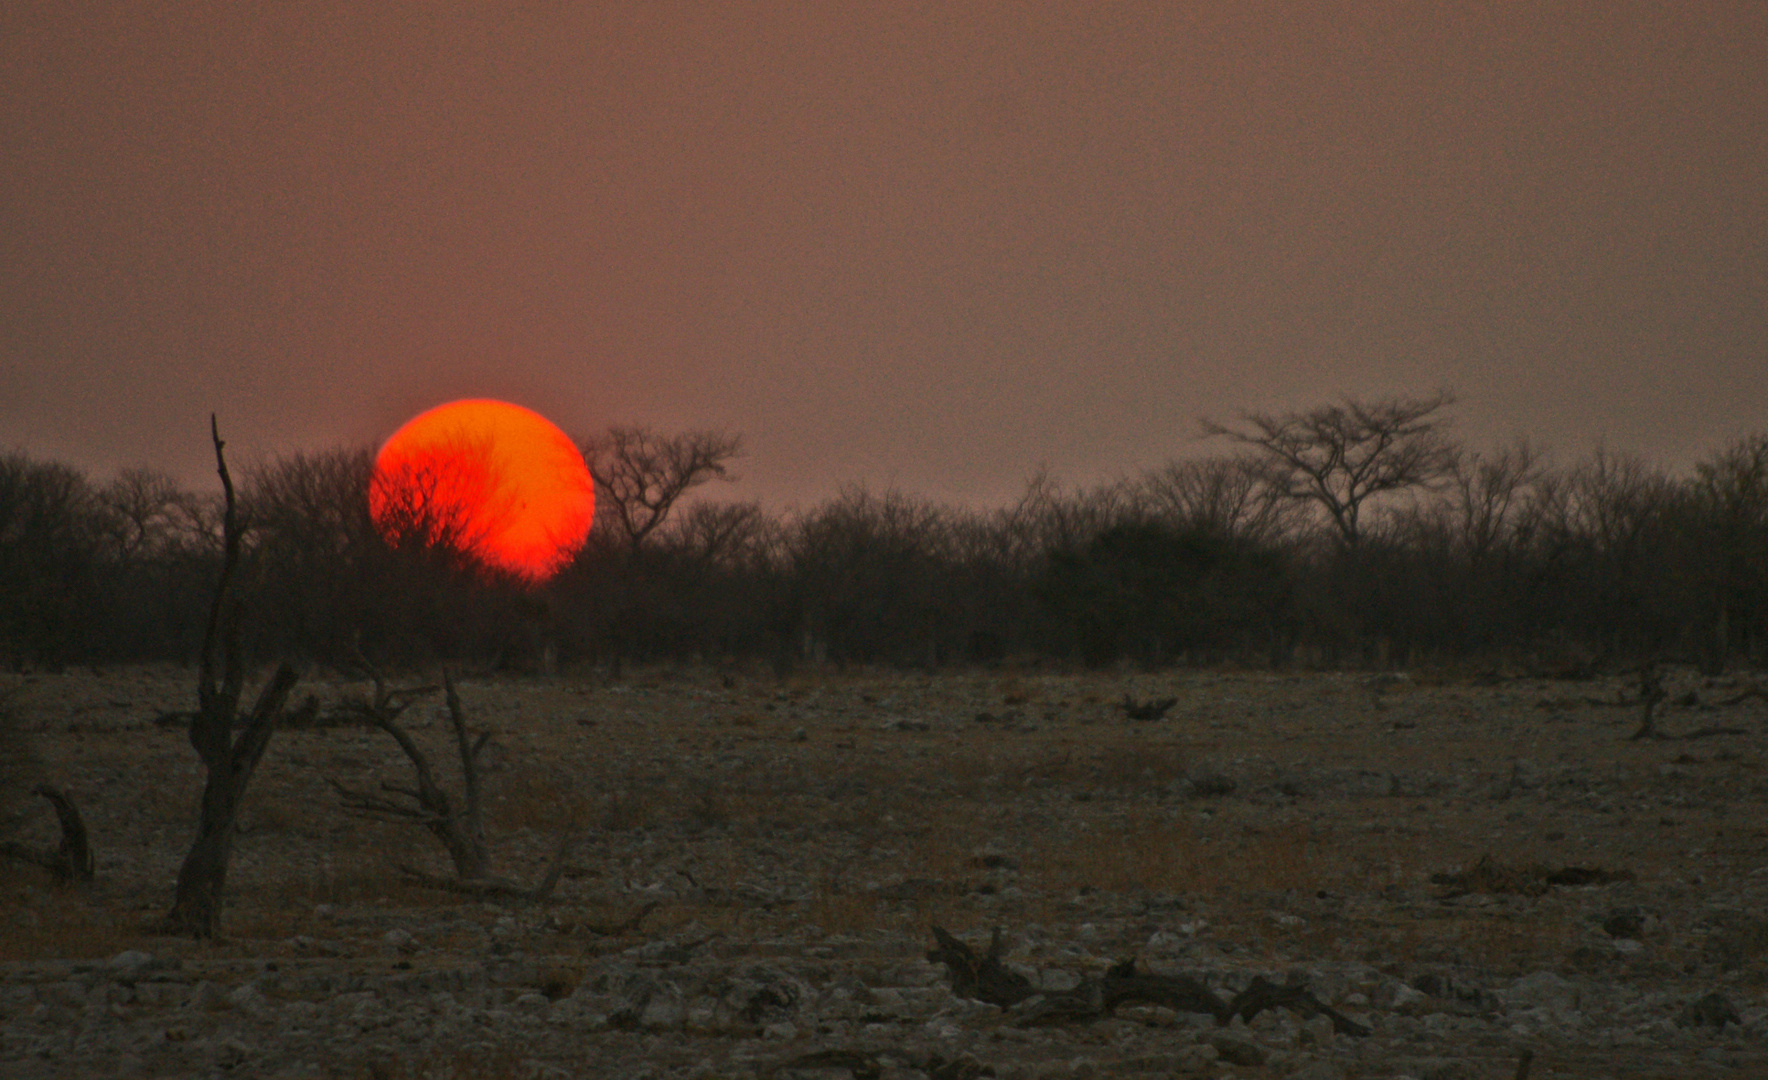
[
  {"x1": 1209, "y1": 1030, "x2": 1268, "y2": 1066},
  {"x1": 1380, "y1": 981, "x2": 1433, "y2": 1013},
  {"x1": 1504, "y1": 971, "x2": 1579, "y2": 1013},
  {"x1": 188, "y1": 981, "x2": 232, "y2": 1012},
  {"x1": 106, "y1": 950, "x2": 155, "y2": 977},
  {"x1": 1300, "y1": 1013, "x2": 1336, "y2": 1046},
  {"x1": 1679, "y1": 992, "x2": 1741, "y2": 1029},
  {"x1": 226, "y1": 982, "x2": 269, "y2": 1017}
]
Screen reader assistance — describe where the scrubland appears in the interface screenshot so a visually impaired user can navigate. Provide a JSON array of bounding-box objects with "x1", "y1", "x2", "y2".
[{"x1": 3, "y1": 662, "x2": 1767, "y2": 1079}]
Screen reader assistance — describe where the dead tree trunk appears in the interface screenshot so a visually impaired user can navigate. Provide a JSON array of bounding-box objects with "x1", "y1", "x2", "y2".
[
  {"x1": 157, "y1": 417, "x2": 302, "y2": 938},
  {"x1": 0, "y1": 785, "x2": 95, "y2": 884}
]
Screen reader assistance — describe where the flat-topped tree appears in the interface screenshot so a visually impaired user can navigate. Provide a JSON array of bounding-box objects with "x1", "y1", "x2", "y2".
[
  {"x1": 156, "y1": 417, "x2": 306, "y2": 938},
  {"x1": 1204, "y1": 393, "x2": 1459, "y2": 549}
]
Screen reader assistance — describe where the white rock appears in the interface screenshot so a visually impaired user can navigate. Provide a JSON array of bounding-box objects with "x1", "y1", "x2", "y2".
[
  {"x1": 188, "y1": 981, "x2": 231, "y2": 1012},
  {"x1": 107, "y1": 950, "x2": 155, "y2": 975},
  {"x1": 1505, "y1": 971, "x2": 1580, "y2": 1013},
  {"x1": 226, "y1": 982, "x2": 269, "y2": 1017},
  {"x1": 1386, "y1": 982, "x2": 1433, "y2": 1013},
  {"x1": 1300, "y1": 1014, "x2": 1336, "y2": 1046}
]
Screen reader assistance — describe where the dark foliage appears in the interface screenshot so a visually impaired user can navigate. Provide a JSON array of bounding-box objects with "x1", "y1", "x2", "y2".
[
  {"x1": 1040, "y1": 521, "x2": 1288, "y2": 667},
  {"x1": 5, "y1": 405, "x2": 1767, "y2": 674}
]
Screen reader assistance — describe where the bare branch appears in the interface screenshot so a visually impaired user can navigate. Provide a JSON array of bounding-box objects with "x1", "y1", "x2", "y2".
[
  {"x1": 581, "y1": 427, "x2": 743, "y2": 552},
  {"x1": 1203, "y1": 393, "x2": 1458, "y2": 547}
]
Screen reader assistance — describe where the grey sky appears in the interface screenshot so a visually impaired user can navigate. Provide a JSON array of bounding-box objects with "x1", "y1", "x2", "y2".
[{"x1": 3, "y1": 2, "x2": 1763, "y2": 509}]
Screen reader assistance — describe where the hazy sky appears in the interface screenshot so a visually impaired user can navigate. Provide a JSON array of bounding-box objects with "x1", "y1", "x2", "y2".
[{"x1": 4, "y1": 2, "x2": 1764, "y2": 509}]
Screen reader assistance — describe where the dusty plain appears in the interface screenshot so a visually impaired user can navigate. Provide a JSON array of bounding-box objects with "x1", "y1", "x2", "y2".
[{"x1": 3, "y1": 662, "x2": 1767, "y2": 1079}]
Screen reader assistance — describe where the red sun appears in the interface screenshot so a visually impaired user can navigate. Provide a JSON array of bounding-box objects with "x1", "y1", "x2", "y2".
[{"x1": 369, "y1": 399, "x2": 595, "y2": 583}]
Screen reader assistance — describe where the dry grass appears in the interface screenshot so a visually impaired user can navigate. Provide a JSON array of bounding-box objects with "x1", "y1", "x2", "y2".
[
  {"x1": 1023, "y1": 813, "x2": 1338, "y2": 897},
  {"x1": 260, "y1": 847, "x2": 461, "y2": 911},
  {"x1": 0, "y1": 882, "x2": 138, "y2": 961},
  {"x1": 329, "y1": 1043, "x2": 530, "y2": 1080},
  {"x1": 1027, "y1": 814, "x2": 1200, "y2": 894},
  {"x1": 1368, "y1": 911, "x2": 1584, "y2": 974},
  {"x1": 806, "y1": 878, "x2": 882, "y2": 935},
  {"x1": 493, "y1": 766, "x2": 593, "y2": 834}
]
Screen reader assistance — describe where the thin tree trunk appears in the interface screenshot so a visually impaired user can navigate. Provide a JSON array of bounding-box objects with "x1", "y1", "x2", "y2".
[
  {"x1": 162, "y1": 664, "x2": 299, "y2": 936},
  {"x1": 156, "y1": 417, "x2": 302, "y2": 939}
]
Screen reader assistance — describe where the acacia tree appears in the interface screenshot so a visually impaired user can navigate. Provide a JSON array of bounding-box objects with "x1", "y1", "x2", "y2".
[
  {"x1": 157, "y1": 418, "x2": 305, "y2": 938},
  {"x1": 580, "y1": 427, "x2": 743, "y2": 553},
  {"x1": 1203, "y1": 393, "x2": 1459, "y2": 548}
]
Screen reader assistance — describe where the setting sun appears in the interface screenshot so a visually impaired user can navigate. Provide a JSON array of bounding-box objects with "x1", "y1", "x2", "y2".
[{"x1": 368, "y1": 399, "x2": 594, "y2": 582}]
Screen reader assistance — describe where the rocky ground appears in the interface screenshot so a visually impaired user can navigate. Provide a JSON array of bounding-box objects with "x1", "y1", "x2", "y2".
[{"x1": 3, "y1": 661, "x2": 1767, "y2": 1079}]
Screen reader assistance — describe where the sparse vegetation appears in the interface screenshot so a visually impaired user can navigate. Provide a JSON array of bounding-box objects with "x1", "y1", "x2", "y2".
[{"x1": 6, "y1": 396, "x2": 1765, "y2": 675}]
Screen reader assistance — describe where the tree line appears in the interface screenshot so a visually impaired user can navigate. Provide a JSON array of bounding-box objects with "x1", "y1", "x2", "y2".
[{"x1": 4, "y1": 394, "x2": 1766, "y2": 675}]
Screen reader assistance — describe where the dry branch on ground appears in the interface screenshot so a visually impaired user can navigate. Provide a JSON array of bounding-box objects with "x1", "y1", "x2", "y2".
[{"x1": 925, "y1": 925, "x2": 1370, "y2": 1036}]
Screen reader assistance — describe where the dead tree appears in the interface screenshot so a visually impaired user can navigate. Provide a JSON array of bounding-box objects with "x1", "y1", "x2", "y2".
[
  {"x1": 331, "y1": 667, "x2": 488, "y2": 879},
  {"x1": 158, "y1": 417, "x2": 304, "y2": 938},
  {"x1": 0, "y1": 785, "x2": 94, "y2": 884},
  {"x1": 330, "y1": 666, "x2": 572, "y2": 900}
]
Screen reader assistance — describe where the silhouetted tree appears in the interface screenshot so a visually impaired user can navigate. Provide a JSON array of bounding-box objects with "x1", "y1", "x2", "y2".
[
  {"x1": 786, "y1": 488, "x2": 968, "y2": 665},
  {"x1": 158, "y1": 418, "x2": 306, "y2": 939},
  {"x1": 1041, "y1": 521, "x2": 1288, "y2": 667},
  {"x1": 581, "y1": 427, "x2": 743, "y2": 553},
  {"x1": 0, "y1": 453, "x2": 105, "y2": 665},
  {"x1": 368, "y1": 434, "x2": 512, "y2": 575},
  {"x1": 1690, "y1": 435, "x2": 1768, "y2": 669},
  {"x1": 1204, "y1": 393, "x2": 1459, "y2": 548},
  {"x1": 1141, "y1": 457, "x2": 1294, "y2": 545}
]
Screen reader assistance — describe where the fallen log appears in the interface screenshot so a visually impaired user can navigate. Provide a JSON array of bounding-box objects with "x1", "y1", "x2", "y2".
[
  {"x1": 0, "y1": 785, "x2": 94, "y2": 884},
  {"x1": 926, "y1": 926, "x2": 1370, "y2": 1036}
]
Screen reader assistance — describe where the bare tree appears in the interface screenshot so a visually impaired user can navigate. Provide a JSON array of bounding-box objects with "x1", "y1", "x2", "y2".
[
  {"x1": 1203, "y1": 393, "x2": 1459, "y2": 548},
  {"x1": 368, "y1": 433, "x2": 513, "y2": 574},
  {"x1": 1141, "y1": 456, "x2": 1294, "y2": 544},
  {"x1": 157, "y1": 418, "x2": 307, "y2": 938},
  {"x1": 330, "y1": 664, "x2": 572, "y2": 900},
  {"x1": 0, "y1": 453, "x2": 104, "y2": 663},
  {"x1": 96, "y1": 468, "x2": 201, "y2": 563},
  {"x1": 1442, "y1": 441, "x2": 1545, "y2": 564},
  {"x1": 581, "y1": 427, "x2": 743, "y2": 553},
  {"x1": 330, "y1": 668, "x2": 488, "y2": 879},
  {"x1": 658, "y1": 499, "x2": 768, "y2": 568},
  {"x1": 994, "y1": 469, "x2": 1141, "y2": 568}
]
